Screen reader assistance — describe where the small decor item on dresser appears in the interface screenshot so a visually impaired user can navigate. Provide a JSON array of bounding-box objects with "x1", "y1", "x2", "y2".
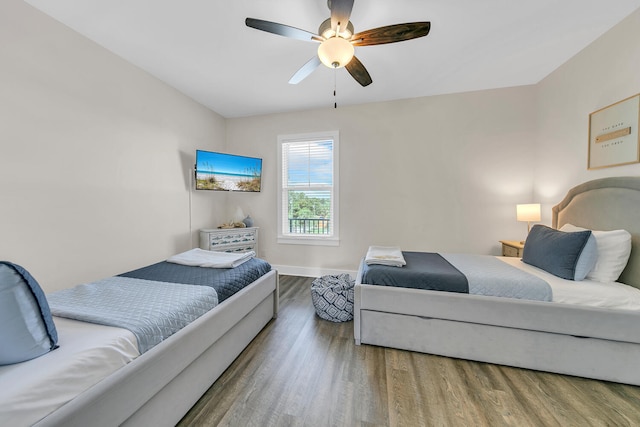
[
  {"x1": 242, "y1": 215, "x2": 254, "y2": 227},
  {"x1": 311, "y1": 274, "x2": 355, "y2": 322},
  {"x1": 218, "y1": 220, "x2": 246, "y2": 229},
  {"x1": 234, "y1": 207, "x2": 245, "y2": 223}
]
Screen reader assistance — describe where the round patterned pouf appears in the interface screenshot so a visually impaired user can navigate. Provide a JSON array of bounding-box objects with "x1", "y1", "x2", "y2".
[{"x1": 311, "y1": 273, "x2": 355, "y2": 322}]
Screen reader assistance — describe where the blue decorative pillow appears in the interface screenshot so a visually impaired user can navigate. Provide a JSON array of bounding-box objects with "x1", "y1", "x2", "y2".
[
  {"x1": 522, "y1": 225, "x2": 596, "y2": 281},
  {"x1": 0, "y1": 261, "x2": 58, "y2": 365}
]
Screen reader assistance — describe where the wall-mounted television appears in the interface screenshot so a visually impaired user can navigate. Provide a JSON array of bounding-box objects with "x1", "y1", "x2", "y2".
[{"x1": 195, "y1": 150, "x2": 262, "y2": 192}]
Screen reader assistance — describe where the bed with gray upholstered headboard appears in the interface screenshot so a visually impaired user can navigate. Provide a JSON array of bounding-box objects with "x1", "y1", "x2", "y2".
[
  {"x1": 354, "y1": 176, "x2": 640, "y2": 385},
  {"x1": 552, "y1": 176, "x2": 640, "y2": 289}
]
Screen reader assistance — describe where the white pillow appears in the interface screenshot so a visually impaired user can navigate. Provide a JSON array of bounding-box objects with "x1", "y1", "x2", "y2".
[{"x1": 560, "y1": 223, "x2": 632, "y2": 283}]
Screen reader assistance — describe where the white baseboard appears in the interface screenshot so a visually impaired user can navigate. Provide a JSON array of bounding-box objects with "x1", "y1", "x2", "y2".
[{"x1": 271, "y1": 264, "x2": 357, "y2": 279}]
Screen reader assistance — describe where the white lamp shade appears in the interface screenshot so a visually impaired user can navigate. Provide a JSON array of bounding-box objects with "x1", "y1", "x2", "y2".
[
  {"x1": 516, "y1": 203, "x2": 541, "y2": 222},
  {"x1": 317, "y1": 37, "x2": 354, "y2": 69}
]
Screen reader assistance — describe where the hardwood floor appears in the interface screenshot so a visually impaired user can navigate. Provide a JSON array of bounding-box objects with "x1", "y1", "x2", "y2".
[{"x1": 178, "y1": 275, "x2": 640, "y2": 426}]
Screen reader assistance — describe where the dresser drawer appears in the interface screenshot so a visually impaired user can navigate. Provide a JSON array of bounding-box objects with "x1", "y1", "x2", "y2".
[
  {"x1": 210, "y1": 229, "x2": 255, "y2": 246},
  {"x1": 200, "y1": 227, "x2": 259, "y2": 256}
]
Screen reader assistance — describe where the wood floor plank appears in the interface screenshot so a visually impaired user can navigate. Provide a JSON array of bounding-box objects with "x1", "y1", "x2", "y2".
[
  {"x1": 471, "y1": 363, "x2": 541, "y2": 427},
  {"x1": 178, "y1": 275, "x2": 640, "y2": 426},
  {"x1": 354, "y1": 345, "x2": 389, "y2": 425}
]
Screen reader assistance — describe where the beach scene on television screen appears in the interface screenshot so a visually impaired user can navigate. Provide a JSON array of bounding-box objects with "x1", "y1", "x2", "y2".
[{"x1": 196, "y1": 152, "x2": 262, "y2": 191}]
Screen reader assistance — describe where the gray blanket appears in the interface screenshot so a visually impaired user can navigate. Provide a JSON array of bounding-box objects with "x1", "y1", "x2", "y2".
[
  {"x1": 361, "y1": 252, "x2": 552, "y2": 302},
  {"x1": 361, "y1": 252, "x2": 468, "y2": 293},
  {"x1": 48, "y1": 277, "x2": 218, "y2": 353},
  {"x1": 119, "y1": 258, "x2": 271, "y2": 302}
]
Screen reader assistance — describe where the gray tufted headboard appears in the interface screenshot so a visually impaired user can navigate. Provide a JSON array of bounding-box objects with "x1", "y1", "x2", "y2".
[{"x1": 552, "y1": 176, "x2": 640, "y2": 289}]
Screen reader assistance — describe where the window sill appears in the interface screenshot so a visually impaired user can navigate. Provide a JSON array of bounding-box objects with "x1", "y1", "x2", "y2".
[{"x1": 277, "y1": 236, "x2": 340, "y2": 246}]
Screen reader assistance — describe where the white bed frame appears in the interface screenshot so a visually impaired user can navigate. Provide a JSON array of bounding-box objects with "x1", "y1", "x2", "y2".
[
  {"x1": 355, "y1": 176, "x2": 640, "y2": 386},
  {"x1": 35, "y1": 269, "x2": 278, "y2": 427}
]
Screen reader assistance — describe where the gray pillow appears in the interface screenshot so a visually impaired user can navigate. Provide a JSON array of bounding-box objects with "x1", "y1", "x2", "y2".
[
  {"x1": 522, "y1": 225, "x2": 596, "y2": 281},
  {"x1": 0, "y1": 262, "x2": 58, "y2": 365}
]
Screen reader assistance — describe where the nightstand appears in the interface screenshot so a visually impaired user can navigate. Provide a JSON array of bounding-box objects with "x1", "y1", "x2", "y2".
[{"x1": 499, "y1": 240, "x2": 525, "y2": 257}]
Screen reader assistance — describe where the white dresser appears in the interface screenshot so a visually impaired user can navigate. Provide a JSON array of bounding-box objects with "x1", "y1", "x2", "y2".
[{"x1": 199, "y1": 227, "x2": 259, "y2": 255}]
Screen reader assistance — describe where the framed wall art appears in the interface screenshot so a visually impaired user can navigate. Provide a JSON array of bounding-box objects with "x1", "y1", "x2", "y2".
[{"x1": 588, "y1": 93, "x2": 640, "y2": 170}]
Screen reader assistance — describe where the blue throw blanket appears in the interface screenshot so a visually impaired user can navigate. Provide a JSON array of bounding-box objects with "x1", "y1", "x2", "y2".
[
  {"x1": 120, "y1": 258, "x2": 271, "y2": 302},
  {"x1": 361, "y1": 252, "x2": 552, "y2": 302},
  {"x1": 48, "y1": 277, "x2": 218, "y2": 353}
]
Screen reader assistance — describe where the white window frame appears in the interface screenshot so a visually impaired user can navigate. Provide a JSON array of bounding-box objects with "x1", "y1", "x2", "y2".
[{"x1": 277, "y1": 131, "x2": 339, "y2": 246}]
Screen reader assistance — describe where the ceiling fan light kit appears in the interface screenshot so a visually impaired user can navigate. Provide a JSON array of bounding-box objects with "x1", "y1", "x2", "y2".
[
  {"x1": 246, "y1": 0, "x2": 430, "y2": 88},
  {"x1": 318, "y1": 37, "x2": 354, "y2": 68}
]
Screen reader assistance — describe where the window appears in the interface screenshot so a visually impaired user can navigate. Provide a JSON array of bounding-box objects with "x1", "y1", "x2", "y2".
[{"x1": 277, "y1": 131, "x2": 339, "y2": 245}]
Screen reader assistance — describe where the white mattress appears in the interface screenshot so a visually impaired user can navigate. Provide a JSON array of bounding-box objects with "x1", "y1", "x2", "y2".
[
  {"x1": 0, "y1": 316, "x2": 139, "y2": 426},
  {"x1": 499, "y1": 257, "x2": 640, "y2": 311}
]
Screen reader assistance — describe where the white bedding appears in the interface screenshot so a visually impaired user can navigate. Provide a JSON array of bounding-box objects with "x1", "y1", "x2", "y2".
[
  {"x1": 0, "y1": 317, "x2": 139, "y2": 426},
  {"x1": 167, "y1": 248, "x2": 255, "y2": 268},
  {"x1": 365, "y1": 246, "x2": 406, "y2": 267},
  {"x1": 499, "y1": 257, "x2": 640, "y2": 311}
]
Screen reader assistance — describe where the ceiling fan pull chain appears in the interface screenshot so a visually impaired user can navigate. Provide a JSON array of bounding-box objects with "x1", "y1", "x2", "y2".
[{"x1": 334, "y1": 68, "x2": 337, "y2": 109}]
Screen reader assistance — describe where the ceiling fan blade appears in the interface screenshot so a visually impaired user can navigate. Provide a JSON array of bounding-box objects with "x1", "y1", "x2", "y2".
[
  {"x1": 345, "y1": 56, "x2": 372, "y2": 87},
  {"x1": 289, "y1": 56, "x2": 322, "y2": 84},
  {"x1": 351, "y1": 22, "x2": 431, "y2": 46},
  {"x1": 330, "y1": 0, "x2": 354, "y2": 32},
  {"x1": 245, "y1": 18, "x2": 321, "y2": 42}
]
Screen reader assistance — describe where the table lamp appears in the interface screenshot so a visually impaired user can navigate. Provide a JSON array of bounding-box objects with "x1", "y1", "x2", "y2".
[{"x1": 517, "y1": 203, "x2": 541, "y2": 239}]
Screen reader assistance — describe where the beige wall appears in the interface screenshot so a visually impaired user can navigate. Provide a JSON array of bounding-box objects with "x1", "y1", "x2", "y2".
[
  {"x1": 0, "y1": 1, "x2": 227, "y2": 291},
  {"x1": 535, "y1": 8, "x2": 640, "y2": 220},
  {"x1": 227, "y1": 86, "x2": 538, "y2": 275}
]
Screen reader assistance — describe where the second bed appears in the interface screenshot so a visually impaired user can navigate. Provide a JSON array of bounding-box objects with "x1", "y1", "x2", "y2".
[{"x1": 354, "y1": 176, "x2": 640, "y2": 386}]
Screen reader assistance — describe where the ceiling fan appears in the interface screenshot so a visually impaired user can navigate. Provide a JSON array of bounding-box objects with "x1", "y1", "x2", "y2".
[{"x1": 245, "y1": 0, "x2": 431, "y2": 87}]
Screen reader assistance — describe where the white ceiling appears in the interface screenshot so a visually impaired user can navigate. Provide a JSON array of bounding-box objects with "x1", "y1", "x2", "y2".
[{"x1": 24, "y1": 0, "x2": 640, "y2": 118}]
